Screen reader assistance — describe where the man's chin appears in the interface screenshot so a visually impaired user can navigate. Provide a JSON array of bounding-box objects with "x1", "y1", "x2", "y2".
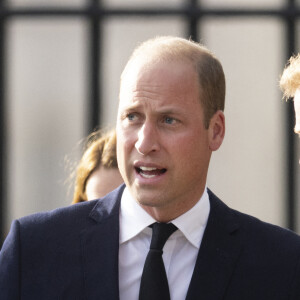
[{"x1": 134, "y1": 190, "x2": 166, "y2": 208}]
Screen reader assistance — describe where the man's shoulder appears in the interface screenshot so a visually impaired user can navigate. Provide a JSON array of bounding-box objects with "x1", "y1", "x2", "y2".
[
  {"x1": 16, "y1": 184, "x2": 125, "y2": 234},
  {"x1": 16, "y1": 199, "x2": 99, "y2": 234},
  {"x1": 208, "y1": 189, "x2": 300, "y2": 248},
  {"x1": 234, "y1": 207, "x2": 300, "y2": 246}
]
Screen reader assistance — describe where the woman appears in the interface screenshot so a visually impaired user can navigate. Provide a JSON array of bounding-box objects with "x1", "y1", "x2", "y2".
[{"x1": 72, "y1": 129, "x2": 123, "y2": 204}]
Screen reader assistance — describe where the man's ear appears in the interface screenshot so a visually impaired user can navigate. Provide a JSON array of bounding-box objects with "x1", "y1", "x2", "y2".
[{"x1": 208, "y1": 110, "x2": 225, "y2": 151}]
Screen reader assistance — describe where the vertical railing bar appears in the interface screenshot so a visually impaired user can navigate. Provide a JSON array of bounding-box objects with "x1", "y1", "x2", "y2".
[
  {"x1": 186, "y1": 0, "x2": 199, "y2": 42},
  {"x1": 87, "y1": 0, "x2": 101, "y2": 134},
  {"x1": 285, "y1": 0, "x2": 296, "y2": 231},
  {"x1": 0, "y1": 0, "x2": 6, "y2": 246}
]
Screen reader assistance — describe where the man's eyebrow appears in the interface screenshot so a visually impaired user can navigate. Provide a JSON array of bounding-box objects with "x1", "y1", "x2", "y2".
[
  {"x1": 121, "y1": 103, "x2": 142, "y2": 111},
  {"x1": 155, "y1": 106, "x2": 185, "y2": 115},
  {"x1": 156, "y1": 109, "x2": 178, "y2": 115}
]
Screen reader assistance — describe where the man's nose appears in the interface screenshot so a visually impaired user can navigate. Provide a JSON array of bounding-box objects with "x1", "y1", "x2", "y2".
[{"x1": 135, "y1": 122, "x2": 160, "y2": 155}]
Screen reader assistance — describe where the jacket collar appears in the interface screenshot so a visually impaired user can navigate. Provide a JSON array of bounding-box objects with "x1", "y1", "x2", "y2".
[
  {"x1": 89, "y1": 184, "x2": 125, "y2": 223},
  {"x1": 186, "y1": 189, "x2": 242, "y2": 300},
  {"x1": 80, "y1": 185, "x2": 242, "y2": 300},
  {"x1": 80, "y1": 184, "x2": 125, "y2": 300}
]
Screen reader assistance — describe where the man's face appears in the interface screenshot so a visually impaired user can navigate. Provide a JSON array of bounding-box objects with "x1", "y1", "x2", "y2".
[
  {"x1": 116, "y1": 60, "x2": 213, "y2": 221},
  {"x1": 294, "y1": 89, "x2": 300, "y2": 137}
]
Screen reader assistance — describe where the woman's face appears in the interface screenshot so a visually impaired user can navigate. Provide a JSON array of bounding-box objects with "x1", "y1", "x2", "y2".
[{"x1": 85, "y1": 166, "x2": 124, "y2": 200}]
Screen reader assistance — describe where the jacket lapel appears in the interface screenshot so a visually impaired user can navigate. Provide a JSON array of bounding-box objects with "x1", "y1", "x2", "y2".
[
  {"x1": 186, "y1": 190, "x2": 242, "y2": 300},
  {"x1": 80, "y1": 185, "x2": 125, "y2": 300}
]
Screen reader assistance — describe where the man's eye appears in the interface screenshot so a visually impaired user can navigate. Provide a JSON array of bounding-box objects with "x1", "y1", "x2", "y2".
[
  {"x1": 164, "y1": 117, "x2": 175, "y2": 124},
  {"x1": 127, "y1": 113, "x2": 136, "y2": 121}
]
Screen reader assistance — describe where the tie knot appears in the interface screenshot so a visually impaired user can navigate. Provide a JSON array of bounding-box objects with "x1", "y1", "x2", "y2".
[{"x1": 150, "y1": 222, "x2": 177, "y2": 251}]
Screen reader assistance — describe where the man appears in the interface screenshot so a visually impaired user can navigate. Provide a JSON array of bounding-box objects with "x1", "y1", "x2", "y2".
[
  {"x1": 280, "y1": 53, "x2": 300, "y2": 138},
  {"x1": 1, "y1": 36, "x2": 300, "y2": 299}
]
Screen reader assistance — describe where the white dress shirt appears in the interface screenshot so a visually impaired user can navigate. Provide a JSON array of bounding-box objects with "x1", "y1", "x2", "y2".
[{"x1": 119, "y1": 187, "x2": 210, "y2": 300}]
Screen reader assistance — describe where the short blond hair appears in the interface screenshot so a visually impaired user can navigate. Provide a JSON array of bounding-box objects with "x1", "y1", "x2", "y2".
[
  {"x1": 121, "y1": 36, "x2": 225, "y2": 128},
  {"x1": 280, "y1": 53, "x2": 300, "y2": 100}
]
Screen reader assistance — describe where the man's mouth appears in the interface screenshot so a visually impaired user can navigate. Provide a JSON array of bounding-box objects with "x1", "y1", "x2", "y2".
[{"x1": 135, "y1": 166, "x2": 167, "y2": 178}]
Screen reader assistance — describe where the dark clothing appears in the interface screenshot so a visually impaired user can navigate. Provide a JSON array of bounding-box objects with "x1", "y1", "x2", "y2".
[{"x1": 1, "y1": 184, "x2": 300, "y2": 299}]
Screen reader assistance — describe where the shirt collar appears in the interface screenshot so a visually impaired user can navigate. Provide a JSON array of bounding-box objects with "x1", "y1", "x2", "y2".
[
  {"x1": 119, "y1": 187, "x2": 210, "y2": 249},
  {"x1": 171, "y1": 188, "x2": 210, "y2": 248},
  {"x1": 119, "y1": 187, "x2": 155, "y2": 244}
]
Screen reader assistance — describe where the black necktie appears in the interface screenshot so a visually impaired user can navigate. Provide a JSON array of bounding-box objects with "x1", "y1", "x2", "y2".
[{"x1": 139, "y1": 222, "x2": 178, "y2": 300}]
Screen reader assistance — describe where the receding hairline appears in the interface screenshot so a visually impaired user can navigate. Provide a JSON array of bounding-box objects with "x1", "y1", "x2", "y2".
[
  {"x1": 121, "y1": 36, "x2": 216, "y2": 79},
  {"x1": 119, "y1": 36, "x2": 226, "y2": 128}
]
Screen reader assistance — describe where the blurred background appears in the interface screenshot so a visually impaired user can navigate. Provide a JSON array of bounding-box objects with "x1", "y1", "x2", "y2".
[{"x1": 0, "y1": 0, "x2": 299, "y2": 246}]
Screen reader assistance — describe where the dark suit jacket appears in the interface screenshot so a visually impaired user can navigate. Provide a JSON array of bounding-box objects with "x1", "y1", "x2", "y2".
[{"x1": 1, "y1": 184, "x2": 300, "y2": 299}]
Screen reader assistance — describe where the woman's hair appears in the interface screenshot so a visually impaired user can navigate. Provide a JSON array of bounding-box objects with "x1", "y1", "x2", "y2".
[
  {"x1": 280, "y1": 53, "x2": 300, "y2": 100},
  {"x1": 72, "y1": 129, "x2": 118, "y2": 204}
]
